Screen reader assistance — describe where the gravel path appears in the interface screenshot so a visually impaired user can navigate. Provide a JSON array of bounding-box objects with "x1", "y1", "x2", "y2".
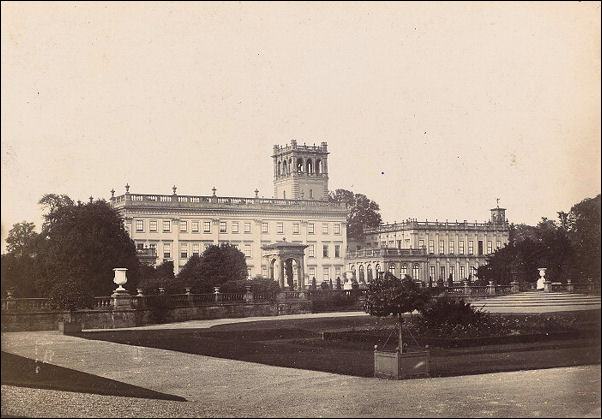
[{"x1": 2, "y1": 324, "x2": 601, "y2": 417}]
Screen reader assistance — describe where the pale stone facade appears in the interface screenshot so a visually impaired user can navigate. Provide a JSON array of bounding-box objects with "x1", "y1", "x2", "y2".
[
  {"x1": 347, "y1": 207, "x2": 510, "y2": 285},
  {"x1": 110, "y1": 141, "x2": 348, "y2": 287}
]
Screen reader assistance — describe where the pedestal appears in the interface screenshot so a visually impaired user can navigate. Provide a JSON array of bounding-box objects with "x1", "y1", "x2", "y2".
[{"x1": 111, "y1": 290, "x2": 132, "y2": 309}]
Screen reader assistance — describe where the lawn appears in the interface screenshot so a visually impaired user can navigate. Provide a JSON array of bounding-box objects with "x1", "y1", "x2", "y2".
[{"x1": 75, "y1": 311, "x2": 601, "y2": 378}]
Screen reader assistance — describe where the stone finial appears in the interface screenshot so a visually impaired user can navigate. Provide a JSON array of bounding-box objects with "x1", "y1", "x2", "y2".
[
  {"x1": 172, "y1": 185, "x2": 177, "y2": 195},
  {"x1": 254, "y1": 189, "x2": 259, "y2": 198},
  {"x1": 282, "y1": 237, "x2": 286, "y2": 242},
  {"x1": 212, "y1": 186, "x2": 217, "y2": 197},
  {"x1": 110, "y1": 188, "x2": 115, "y2": 198},
  {"x1": 125, "y1": 183, "x2": 130, "y2": 193},
  {"x1": 89, "y1": 196, "x2": 93, "y2": 203}
]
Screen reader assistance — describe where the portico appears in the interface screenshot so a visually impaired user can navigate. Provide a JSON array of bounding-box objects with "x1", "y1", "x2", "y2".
[{"x1": 262, "y1": 239, "x2": 308, "y2": 290}]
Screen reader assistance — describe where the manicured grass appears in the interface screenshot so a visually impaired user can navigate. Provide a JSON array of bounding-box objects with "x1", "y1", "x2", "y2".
[
  {"x1": 1, "y1": 351, "x2": 186, "y2": 401},
  {"x1": 76, "y1": 312, "x2": 601, "y2": 378}
]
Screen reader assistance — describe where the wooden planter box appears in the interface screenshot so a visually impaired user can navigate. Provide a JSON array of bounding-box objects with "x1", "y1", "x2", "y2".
[
  {"x1": 374, "y1": 350, "x2": 430, "y2": 379},
  {"x1": 58, "y1": 321, "x2": 83, "y2": 334}
]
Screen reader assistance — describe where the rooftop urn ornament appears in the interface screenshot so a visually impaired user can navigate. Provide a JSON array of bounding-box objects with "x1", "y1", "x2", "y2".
[
  {"x1": 113, "y1": 268, "x2": 128, "y2": 292},
  {"x1": 212, "y1": 186, "x2": 217, "y2": 197},
  {"x1": 110, "y1": 188, "x2": 115, "y2": 198},
  {"x1": 125, "y1": 183, "x2": 130, "y2": 193},
  {"x1": 172, "y1": 185, "x2": 177, "y2": 195},
  {"x1": 254, "y1": 189, "x2": 259, "y2": 198},
  {"x1": 89, "y1": 196, "x2": 93, "y2": 203}
]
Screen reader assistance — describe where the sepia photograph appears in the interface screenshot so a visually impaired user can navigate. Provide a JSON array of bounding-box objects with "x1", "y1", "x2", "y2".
[{"x1": 1, "y1": 2, "x2": 600, "y2": 417}]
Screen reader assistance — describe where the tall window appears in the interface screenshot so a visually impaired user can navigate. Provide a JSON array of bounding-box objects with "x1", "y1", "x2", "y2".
[
  {"x1": 149, "y1": 243, "x2": 156, "y2": 253},
  {"x1": 459, "y1": 241, "x2": 465, "y2": 254},
  {"x1": 309, "y1": 267, "x2": 316, "y2": 281},
  {"x1": 192, "y1": 243, "x2": 200, "y2": 256},
  {"x1": 449, "y1": 241, "x2": 455, "y2": 254},
  {"x1": 428, "y1": 240, "x2": 435, "y2": 254},
  {"x1": 191, "y1": 221, "x2": 199, "y2": 233},
  {"x1": 418, "y1": 239, "x2": 425, "y2": 249},
  {"x1": 163, "y1": 242, "x2": 171, "y2": 259},
  {"x1": 496, "y1": 241, "x2": 502, "y2": 250},
  {"x1": 487, "y1": 241, "x2": 493, "y2": 254},
  {"x1": 468, "y1": 241, "x2": 474, "y2": 255},
  {"x1": 412, "y1": 264, "x2": 420, "y2": 280},
  {"x1": 308, "y1": 223, "x2": 314, "y2": 234},
  {"x1": 163, "y1": 220, "x2": 171, "y2": 232},
  {"x1": 334, "y1": 224, "x2": 341, "y2": 235},
  {"x1": 450, "y1": 266, "x2": 455, "y2": 281},
  {"x1": 232, "y1": 222, "x2": 239, "y2": 233},
  {"x1": 136, "y1": 220, "x2": 144, "y2": 232},
  {"x1": 323, "y1": 267, "x2": 330, "y2": 282},
  {"x1": 322, "y1": 223, "x2": 329, "y2": 234},
  {"x1": 244, "y1": 244, "x2": 251, "y2": 257},
  {"x1": 322, "y1": 244, "x2": 329, "y2": 257},
  {"x1": 388, "y1": 263, "x2": 395, "y2": 275},
  {"x1": 293, "y1": 223, "x2": 300, "y2": 234},
  {"x1": 180, "y1": 243, "x2": 188, "y2": 259},
  {"x1": 277, "y1": 222, "x2": 284, "y2": 234},
  {"x1": 334, "y1": 244, "x2": 340, "y2": 258},
  {"x1": 244, "y1": 222, "x2": 251, "y2": 233},
  {"x1": 439, "y1": 240, "x2": 445, "y2": 254},
  {"x1": 460, "y1": 265, "x2": 466, "y2": 279},
  {"x1": 180, "y1": 221, "x2": 187, "y2": 232},
  {"x1": 203, "y1": 221, "x2": 211, "y2": 233},
  {"x1": 308, "y1": 244, "x2": 315, "y2": 257},
  {"x1": 150, "y1": 220, "x2": 157, "y2": 232},
  {"x1": 219, "y1": 222, "x2": 227, "y2": 233},
  {"x1": 429, "y1": 266, "x2": 435, "y2": 280},
  {"x1": 261, "y1": 222, "x2": 268, "y2": 233},
  {"x1": 400, "y1": 264, "x2": 407, "y2": 276},
  {"x1": 440, "y1": 266, "x2": 446, "y2": 280}
]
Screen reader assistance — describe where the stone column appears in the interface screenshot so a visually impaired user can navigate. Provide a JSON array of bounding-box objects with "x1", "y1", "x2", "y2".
[
  {"x1": 214, "y1": 287, "x2": 221, "y2": 303},
  {"x1": 487, "y1": 280, "x2": 496, "y2": 296},
  {"x1": 244, "y1": 284, "x2": 254, "y2": 303},
  {"x1": 463, "y1": 279, "x2": 471, "y2": 296},
  {"x1": 567, "y1": 279, "x2": 575, "y2": 293}
]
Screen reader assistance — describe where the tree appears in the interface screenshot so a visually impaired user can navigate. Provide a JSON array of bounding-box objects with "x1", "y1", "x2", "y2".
[
  {"x1": 364, "y1": 273, "x2": 429, "y2": 353},
  {"x1": 5, "y1": 221, "x2": 38, "y2": 257},
  {"x1": 35, "y1": 197, "x2": 140, "y2": 308},
  {"x1": 329, "y1": 189, "x2": 382, "y2": 241},
  {"x1": 177, "y1": 244, "x2": 247, "y2": 292},
  {"x1": 565, "y1": 194, "x2": 600, "y2": 285}
]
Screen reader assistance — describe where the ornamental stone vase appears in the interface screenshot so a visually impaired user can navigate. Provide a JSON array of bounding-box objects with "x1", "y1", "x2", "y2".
[
  {"x1": 113, "y1": 268, "x2": 128, "y2": 292},
  {"x1": 536, "y1": 267, "x2": 547, "y2": 290}
]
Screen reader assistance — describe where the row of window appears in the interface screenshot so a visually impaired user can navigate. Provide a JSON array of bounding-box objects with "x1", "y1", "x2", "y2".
[
  {"x1": 137, "y1": 242, "x2": 343, "y2": 260},
  {"x1": 417, "y1": 239, "x2": 502, "y2": 255},
  {"x1": 351, "y1": 263, "x2": 480, "y2": 282},
  {"x1": 134, "y1": 219, "x2": 342, "y2": 235}
]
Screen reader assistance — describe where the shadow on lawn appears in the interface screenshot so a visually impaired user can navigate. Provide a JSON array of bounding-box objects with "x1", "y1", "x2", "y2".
[
  {"x1": 74, "y1": 315, "x2": 601, "y2": 379},
  {"x1": 1, "y1": 351, "x2": 186, "y2": 401}
]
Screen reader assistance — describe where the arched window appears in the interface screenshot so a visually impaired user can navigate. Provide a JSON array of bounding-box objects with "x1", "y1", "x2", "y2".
[
  {"x1": 401, "y1": 264, "x2": 407, "y2": 277},
  {"x1": 277, "y1": 161, "x2": 281, "y2": 176},
  {"x1": 289, "y1": 158, "x2": 293, "y2": 174},
  {"x1": 388, "y1": 263, "x2": 396, "y2": 275},
  {"x1": 359, "y1": 265, "x2": 365, "y2": 282},
  {"x1": 367, "y1": 265, "x2": 373, "y2": 282},
  {"x1": 306, "y1": 159, "x2": 313, "y2": 174},
  {"x1": 296, "y1": 158, "x2": 304, "y2": 173},
  {"x1": 316, "y1": 159, "x2": 321, "y2": 174},
  {"x1": 412, "y1": 264, "x2": 420, "y2": 281},
  {"x1": 282, "y1": 160, "x2": 287, "y2": 176},
  {"x1": 375, "y1": 264, "x2": 381, "y2": 278}
]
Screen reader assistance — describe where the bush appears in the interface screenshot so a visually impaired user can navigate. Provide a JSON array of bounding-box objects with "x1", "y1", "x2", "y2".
[
  {"x1": 219, "y1": 279, "x2": 280, "y2": 296},
  {"x1": 311, "y1": 292, "x2": 358, "y2": 313},
  {"x1": 420, "y1": 296, "x2": 487, "y2": 329}
]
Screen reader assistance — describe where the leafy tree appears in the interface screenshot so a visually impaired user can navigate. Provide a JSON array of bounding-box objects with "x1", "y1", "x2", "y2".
[
  {"x1": 329, "y1": 189, "x2": 382, "y2": 241},
  {"x1": 364, "y1": 273, "x2": 429, "y2": 353},
  {"x1": 34, "y1": 197, "x2": 140, "y2": 308},
  {"x1": 565, "y1": 194, "x2": 600, "y2": 285},
  {"x1": 5, "y1": 221, "x2": 38, "y2": 257},
  {"x1": 175, "y1": 244, "x2": 247, "y2": 292}
]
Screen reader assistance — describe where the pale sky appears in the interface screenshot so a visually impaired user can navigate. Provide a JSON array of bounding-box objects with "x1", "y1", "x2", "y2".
[{"x1": 1, "y1": 2, "x2": 600, "y2": 250}]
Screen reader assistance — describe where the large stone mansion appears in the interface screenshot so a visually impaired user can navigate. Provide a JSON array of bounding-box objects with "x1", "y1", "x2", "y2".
[{"x1": 111, "y1": 140, "x2": 510, "y2": 288}]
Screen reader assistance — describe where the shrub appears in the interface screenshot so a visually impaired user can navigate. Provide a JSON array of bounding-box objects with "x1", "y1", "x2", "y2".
[
  {"x1": 311, "y1": 293, "x2": 358, "y2": 312},
  {"x1": 420, "y1": 296, "x2": 487, "y2": 329}
]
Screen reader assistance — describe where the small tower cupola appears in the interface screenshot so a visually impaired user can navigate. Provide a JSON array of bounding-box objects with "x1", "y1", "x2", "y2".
[{"x1": 490, "y1": 198, "x2": 507, "y2": 225}]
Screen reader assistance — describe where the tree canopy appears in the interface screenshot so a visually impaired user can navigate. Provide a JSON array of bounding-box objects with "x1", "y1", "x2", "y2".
[
  {"x1": 177, "y1": 244, "x2": 248, "y2": 292},
  {"x1": 5, "y1": 221, "x2": 38, "y2": 257},
  {"x1": 329, "y1": 189, "x2": 382, "y2": 241},
  {"x1": 479, "y1": 194, "x2": 600, "y2": 286},
  {"x1": 2, "y1": 195, "x2": 141, "y2": 308}
]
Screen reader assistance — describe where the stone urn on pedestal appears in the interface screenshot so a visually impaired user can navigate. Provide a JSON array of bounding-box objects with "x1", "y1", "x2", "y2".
[
  {"x1": 536, "y1": 267, "x2": 547, "y2": 291},
  {"x1": 111, "y1": 268, "x2": 132, "y2": 308}
]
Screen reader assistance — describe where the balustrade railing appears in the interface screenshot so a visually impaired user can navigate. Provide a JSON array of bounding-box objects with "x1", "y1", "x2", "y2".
[{"x1": 95, "y1": 297, "x2": 112, "y2": 310}]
